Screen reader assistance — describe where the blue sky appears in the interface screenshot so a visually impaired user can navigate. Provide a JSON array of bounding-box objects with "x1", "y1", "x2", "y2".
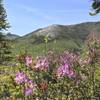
[{"x1": 4, "y1": 0, "x2": 100, "y2": 36}]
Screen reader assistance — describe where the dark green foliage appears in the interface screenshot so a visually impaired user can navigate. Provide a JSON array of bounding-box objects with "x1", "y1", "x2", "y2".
[
  {"x1": 0, "y1": 0, "x2": 12, "y2": 64},
  {"x1": 0, "y1": 33, "x2": 12, "y2": 64},
  {"x1": 90, "y1": 0, "x2": 100, "y2": 15},
  {"x1": 0, "y1": 0, "x2": 9, "y2": 30}
]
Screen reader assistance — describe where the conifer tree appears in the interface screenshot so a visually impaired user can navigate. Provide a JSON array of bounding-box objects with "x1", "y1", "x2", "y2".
[{"x1": 0, "y1": 0, "x2": 11, "y2": 64}]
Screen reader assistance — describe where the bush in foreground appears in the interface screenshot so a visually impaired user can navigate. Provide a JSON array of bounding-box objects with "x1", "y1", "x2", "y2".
[{"x1": 0, "y1": 33, "x2": 100, "y2": 99}]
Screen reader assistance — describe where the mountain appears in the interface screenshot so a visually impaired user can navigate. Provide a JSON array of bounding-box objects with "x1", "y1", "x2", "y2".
[
  {"x1": 6, "y1": 33, "x2": 20, "y2": 40},
  {"x1": 12, "y1": 21, "x2": 100, "y2": 56}
]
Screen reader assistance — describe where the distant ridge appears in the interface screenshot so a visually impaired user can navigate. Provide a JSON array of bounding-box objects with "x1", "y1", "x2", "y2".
[
  {"x1": 13, "y1": 21, "x2": 100, "y2": 55},
  {"x1": 16, "y1": 21, "x2": 100, "y2": 41},
  {"x1": 6, "y1": 33, "x2": 20, "y2": 40}
]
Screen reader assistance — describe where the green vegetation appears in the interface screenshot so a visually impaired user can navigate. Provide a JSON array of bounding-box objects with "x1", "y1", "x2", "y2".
[{"x1": 0, "y1": 33, "x2": 100, "y2": 99}]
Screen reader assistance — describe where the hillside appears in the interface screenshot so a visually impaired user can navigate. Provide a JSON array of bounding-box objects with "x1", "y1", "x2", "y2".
[
  {"x1": 6, "y1": 33, "x2": 20, "y2": 40},
  {"x1": 12, "y1": 21, "x2": 100, "y2": 56}
]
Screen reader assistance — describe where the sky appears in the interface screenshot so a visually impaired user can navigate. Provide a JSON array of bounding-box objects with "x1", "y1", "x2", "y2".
[{"x1": 4, "y1": 0, "x2": 100, "y2": 36}]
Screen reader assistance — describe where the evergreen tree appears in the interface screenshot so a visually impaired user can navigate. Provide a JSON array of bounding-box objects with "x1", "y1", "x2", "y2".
[
  {"x1": 0, "y1": 0, "x2": 9, "y2": 30},
  {"x1": 0, "y1": 0, "x2": 11, "y2": 64}
]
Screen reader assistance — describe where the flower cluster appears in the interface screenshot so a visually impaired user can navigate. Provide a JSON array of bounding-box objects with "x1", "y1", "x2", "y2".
[
  {"x1": 59, "y1": 51, "x2": 78, "y2": 66},
  {"x1": 25, "y1": 56, "x2": 33, "y2": 67},
  {"x1": 23, "y1": 80, "x2": 36, "y2": 96},
  {"x1": 14, "y1": 71, "x2": 36, "y2": 96},
  {"x1": 34, "y1": 56, "x2": 49, "y2": 71},
  {"x1": 56, "y1": 64, "x2": 75, "y2": 78},
  {"x1": 14, "y1": 72, "x2": 27, "y2": 84}
]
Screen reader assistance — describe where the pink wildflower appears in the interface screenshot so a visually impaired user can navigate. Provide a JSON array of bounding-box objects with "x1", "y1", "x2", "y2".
[
  {"x1": 25, "y1": 56, "x2": 33, "y2": 67},
  {"x1": 56, "y1": 64, "x2": 75, "y2": 78},
  {"x1": 59, "y1": 51, "x2": 77, "y2": 66},
  {"x1": 57, "y1": 64, "x2": 69, "y2": 78},
  {"x1": 66, "y1": 69, "x2": 76, "y2": 78},
  {"x1": 34, "y1": 57, "x2": 49, "y2": 71},
  {"x1": 14, "y1": 72, "x2": 27, "y2": 84},
  {"x1": 24, "y1": 88, "x2": 33, "y2": 96}
]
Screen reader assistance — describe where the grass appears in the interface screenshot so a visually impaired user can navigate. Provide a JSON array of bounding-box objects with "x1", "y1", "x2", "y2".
[{"x1": 11, "y1": 39, "x2": 81, "y2": 57}]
